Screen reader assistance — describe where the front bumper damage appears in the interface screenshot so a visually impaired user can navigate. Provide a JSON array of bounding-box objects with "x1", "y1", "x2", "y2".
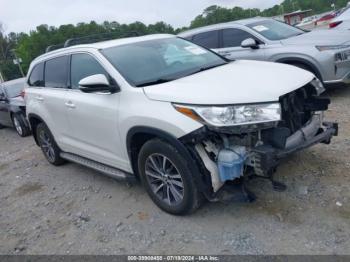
[
  {"x1": 180, "y1": 84, "x2": 338, "y2": 202},
  {"x1": 252, "y1": 118, "x2": 338, "y2": 177}
]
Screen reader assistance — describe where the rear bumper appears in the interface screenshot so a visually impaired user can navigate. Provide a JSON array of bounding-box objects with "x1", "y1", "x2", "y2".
[{"x1": 252, "y1": 121, "x2": 338, "y2": 175}]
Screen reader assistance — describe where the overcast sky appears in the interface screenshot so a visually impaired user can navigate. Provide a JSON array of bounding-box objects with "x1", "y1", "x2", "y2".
[{"x1": 1, "y1": 0, "x2": 283, "y2": 33}]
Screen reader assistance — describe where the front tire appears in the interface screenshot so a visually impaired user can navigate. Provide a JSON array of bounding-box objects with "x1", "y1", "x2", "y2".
[
  {"x1": 36, "y1": 123, "x2": 65, "y2": 166},
  {"x1": 138, "y1": 139, "x2": 202, "y2": 215},
  {"x1": 12, "y1": 113, "x2": 31, "y2": 137}
]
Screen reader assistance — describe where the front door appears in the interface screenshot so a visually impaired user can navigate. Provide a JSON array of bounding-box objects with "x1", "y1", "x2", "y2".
[
  {"x1": 214, "y1": 28, "x2": 266, "y2": 61},
  {"x1": 65, "y1": 53, "x2": 125, "y2": 169}
]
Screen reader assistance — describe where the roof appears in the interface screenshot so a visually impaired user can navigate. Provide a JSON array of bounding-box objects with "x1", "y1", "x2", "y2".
[
  {"x1": 178, "y1": 17, "x2": 270, "y2": 37},
  {"x1": 34, "y1": 34, "x2": 174, "y2": 62},
  {"x1": 1, "y1": 77, "x2": 25, "y2": 88}
]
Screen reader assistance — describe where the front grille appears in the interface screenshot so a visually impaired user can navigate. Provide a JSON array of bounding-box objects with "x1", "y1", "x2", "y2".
[{"x1": 279, "y1": 84, "x2": 315, "y2": 133}]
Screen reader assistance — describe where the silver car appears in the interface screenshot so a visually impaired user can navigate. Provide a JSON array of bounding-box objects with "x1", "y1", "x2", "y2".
[{"x1": 179, "y1": 17, "x2": 350, "y2": 87}]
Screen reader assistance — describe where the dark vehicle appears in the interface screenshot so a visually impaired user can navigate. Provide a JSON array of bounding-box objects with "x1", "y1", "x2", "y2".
[{"x1": 0, "y1": 78, "x2": 31, "y2": 137}]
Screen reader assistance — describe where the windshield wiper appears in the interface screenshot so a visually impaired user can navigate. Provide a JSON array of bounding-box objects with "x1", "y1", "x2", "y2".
[
  {"x1": 185, "y1": 63, "x2": 227, "y2": 77},
  {"x1": 136, "y1": 63, "x2": 227, "y2": 87},
  {"x1": 136, "y1": 78, "x2": 175, "y2": 87}
]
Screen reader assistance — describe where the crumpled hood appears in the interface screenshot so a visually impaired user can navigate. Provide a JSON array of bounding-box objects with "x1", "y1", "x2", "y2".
[
  {"x1": 281, "y1": 30, "x2": 350, "y2": 45},
  {"x1": 143, "y1": 60, "x2": 314, "y2": 105}
]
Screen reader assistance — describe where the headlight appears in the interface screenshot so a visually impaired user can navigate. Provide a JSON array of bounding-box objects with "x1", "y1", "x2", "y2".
[
  {"x1": 316, "y1": 45, "x2": 350, "y2": 51},
  {"x1": 335, "y1": 49, "x2": 350, "y2": 62},
  {"x1": 174, "y1": 103, "x2": 281, "y2": 127}
]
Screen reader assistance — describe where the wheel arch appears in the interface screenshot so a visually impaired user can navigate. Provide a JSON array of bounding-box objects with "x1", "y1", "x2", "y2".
[
  {"x1": 126, "y1": 127, "x2": 185, "y2": 175},
  {"x1": 126, "y1": 126, "x2": 207, "y2": 193},
  {"x1": 276, "y1": 57, "x2": 323, "y2": 81},
  {"x1": 28, "y1": 113, "x2": 45, "y2": 145}
]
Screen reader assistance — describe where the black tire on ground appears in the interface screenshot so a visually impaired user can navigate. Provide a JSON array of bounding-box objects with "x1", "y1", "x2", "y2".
[
  {"x1": 0, "y1": 123, "x2": 5, "y2": 129},
  {"x1": 12, "y1": 113, "x2": 31, "y2": 137},
  {"x1": 138, "y1": 138, "x2": 202, "y2": 215},
  {"x1": 36, "y1": 122, "x2": 65, "y2": 166}
]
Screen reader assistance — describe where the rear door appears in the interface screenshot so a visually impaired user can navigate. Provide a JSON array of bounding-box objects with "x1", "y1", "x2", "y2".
[
  {"x1": 42, "y1": 56, "x2": 71, "y2": 149},
  {"x1": 27, "y1": 57, "x2": 71, "y2": 150},
  {"x1": 64, "y1": 52, "x2": 124, "y2": 168},
  {"x1": 0, "y1": 86, "x2": 12, "y2": 126},
  {"x1": 217, "y1": 28, "x2": 266, "y2": 60}
]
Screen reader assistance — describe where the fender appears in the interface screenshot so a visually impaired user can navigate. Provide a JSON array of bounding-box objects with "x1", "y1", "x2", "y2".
[
  {"x1": 126, "y1": 126, "x2": 190, "y2": 169},
  {"x1": 126, "y1": 126, "x2": 209, "y2": 194},
  {"x1": 28, "y1": 113, "x2": 46, "y2": 145},
  {"x1": 275, "y1": 57, "x2": 323, "y2": 81}
]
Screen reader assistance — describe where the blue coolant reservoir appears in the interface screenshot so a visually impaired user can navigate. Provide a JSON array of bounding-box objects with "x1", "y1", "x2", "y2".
[{"x1": 217, "y1": 146, "x2": 247, "y2": 183}]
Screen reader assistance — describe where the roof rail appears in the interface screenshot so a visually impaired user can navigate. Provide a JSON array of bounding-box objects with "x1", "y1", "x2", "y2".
[
  {"x1": 45, "y1": 43, "x2": 65, "y2": 53},
  {"x1": 45, "y1": 31, "x2": 142, "y2": 53}
]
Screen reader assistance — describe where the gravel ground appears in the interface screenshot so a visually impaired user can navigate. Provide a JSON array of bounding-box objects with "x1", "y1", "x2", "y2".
[{"x1": 0, "y1": 87, "x2": 349, "y2": 255}]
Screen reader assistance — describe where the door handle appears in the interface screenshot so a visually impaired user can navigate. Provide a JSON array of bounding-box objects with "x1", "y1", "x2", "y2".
[
  {"x1": 65, "y1": 101, "x2": 76, "y2": 109},
  {"x1": 35, "y1": 96, "x2": 44, "y2": 101}
]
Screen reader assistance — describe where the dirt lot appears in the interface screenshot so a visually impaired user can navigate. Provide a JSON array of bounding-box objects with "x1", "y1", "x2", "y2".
[{"x1": 0, "y1": 87, "x2": 350, "y2": 255}]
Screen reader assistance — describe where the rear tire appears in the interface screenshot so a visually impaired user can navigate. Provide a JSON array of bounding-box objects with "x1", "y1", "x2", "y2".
[
  {"x1": 0, "y1": 123, "x2": 5, "y2": 129},
  {"x1": 138, "y1": 138, "x2": 202, "y2": 215},
  {"x1": 36, "y1": 123, "x2": 65, "y2": 166},
  {"x1": 12, "y1": 113, "x2": 31, "y2": 137}
]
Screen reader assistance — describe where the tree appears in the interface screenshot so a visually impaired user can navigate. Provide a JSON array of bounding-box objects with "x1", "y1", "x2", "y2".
[{"x1": 0, "y1": 22, "x2": 23, "y2": 81}]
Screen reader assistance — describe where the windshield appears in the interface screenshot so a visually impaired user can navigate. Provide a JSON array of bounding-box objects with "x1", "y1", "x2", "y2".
[
  {"x1": 3, "y1": 81, "x2": 25, "y2": 98},
  {"x1": 247, "y1": 20, "x2": 305, "y2": 41},
  {"x1": 101, "y1": 37, "x2": 227, "y2": 87}
]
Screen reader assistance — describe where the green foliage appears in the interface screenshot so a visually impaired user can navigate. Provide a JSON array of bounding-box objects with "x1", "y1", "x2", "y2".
[
  {"x1": 0, "y1": 0, "x2": 349, "y2": 80},
  {"x1": 1, "y1": 21, "x2": 175, "y2": 78},
  {"x1": 189, "y1": 0, "x2": 349, "y2": 28}
]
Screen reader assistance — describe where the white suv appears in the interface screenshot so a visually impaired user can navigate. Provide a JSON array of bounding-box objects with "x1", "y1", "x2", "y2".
[{"x1": 25, "y1": 34, "x2": 338, "y2": 215}]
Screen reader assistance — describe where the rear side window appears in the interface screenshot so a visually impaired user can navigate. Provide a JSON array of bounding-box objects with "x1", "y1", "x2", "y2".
[
  {"x1": 192, "y1": 30, "x2": 220, "y2": 49},
  {"x1": 222, "y1": 28, "x2": 257, "y2": 48},
  {"x1": 45, "y1": 56, "x2": 69, "y2": 88},
  {"x1": 70, "y1": 53, "x2": 108, "y2": 89},
  {"x1": 28, "y1": 63, "x2": 44, "y2": 87}
]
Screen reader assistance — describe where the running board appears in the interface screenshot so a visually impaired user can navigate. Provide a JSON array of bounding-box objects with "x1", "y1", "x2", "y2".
[{"x1": 60, "y1": 152, "x2": 135, "y2": 182}]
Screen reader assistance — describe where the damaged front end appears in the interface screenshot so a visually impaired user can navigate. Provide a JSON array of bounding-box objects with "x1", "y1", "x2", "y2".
[{"x1": 178, "y1": 79, "x2": 338, "y2": 201}]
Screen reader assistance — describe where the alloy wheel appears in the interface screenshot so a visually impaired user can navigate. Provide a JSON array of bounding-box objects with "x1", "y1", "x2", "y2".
[
  {"x1": 13, "y1": 117, "x2": 23, "y2": 136},
  {"x1": 145, "y1": 153, "x2": 184, "y2": 206},
  {"x1": 39, "y1": 130, "x2": 56, "y2": 162}
]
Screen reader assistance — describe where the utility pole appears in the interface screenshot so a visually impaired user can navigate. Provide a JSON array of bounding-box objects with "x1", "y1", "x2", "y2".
[
  {"x1": 0, "y1": 71, "x2": 4, "y2": 83},
  {"x1": 11, "y1": 49, "x2": 24, "y2": 77}
]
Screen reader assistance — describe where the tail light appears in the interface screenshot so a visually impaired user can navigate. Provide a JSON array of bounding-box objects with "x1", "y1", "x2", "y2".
[
  {"x1": 20, "y1": 89, "x2": 25, "y2": 98},
  {"x1": 329, "y1": 21, "x2": 343, "y2": 28}
]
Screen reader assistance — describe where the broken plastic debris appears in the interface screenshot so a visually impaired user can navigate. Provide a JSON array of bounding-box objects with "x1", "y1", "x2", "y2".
[{"x1": 336, "y1": 201, "x2": 343, "y2": 207}]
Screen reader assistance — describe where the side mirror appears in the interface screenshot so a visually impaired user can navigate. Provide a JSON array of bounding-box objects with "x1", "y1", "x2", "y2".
[
  {"x1": 79, "y1": 74, "x2": 119, "y2": 93},
  {"x1": 241, "y1": 38, "x2": 259, "y2": 49}
]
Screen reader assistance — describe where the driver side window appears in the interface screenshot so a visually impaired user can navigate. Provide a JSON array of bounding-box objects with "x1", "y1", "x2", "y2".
[
  {"x1": 70, "y1": 53, "x2": 108, "y2": 89},
  {"x1": 222, "y1": 28, "x2": 259, "y2": 48}
]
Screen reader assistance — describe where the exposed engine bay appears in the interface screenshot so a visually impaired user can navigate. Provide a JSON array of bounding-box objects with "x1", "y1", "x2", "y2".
[{"x1": 181, "y1": 82, "x2": 338, "y2": 199}]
